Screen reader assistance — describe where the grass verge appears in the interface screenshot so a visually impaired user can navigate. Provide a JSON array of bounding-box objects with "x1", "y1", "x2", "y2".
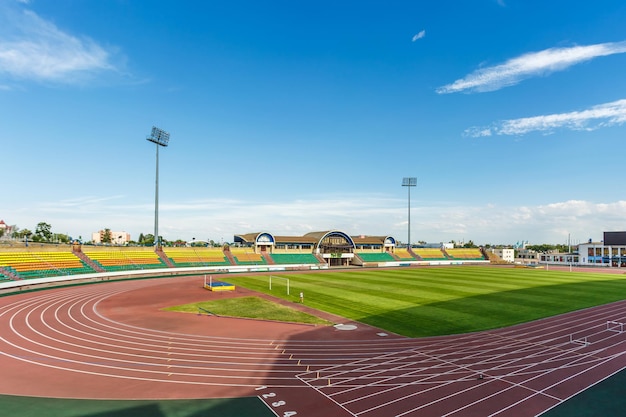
[{"x1": 163, "y1": 296, "x2": 332, "y2": 326}]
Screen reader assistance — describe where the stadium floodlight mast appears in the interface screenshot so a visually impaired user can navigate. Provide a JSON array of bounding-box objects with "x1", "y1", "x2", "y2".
[
  {"x1": 402, "y1": 177, "x2": 417, "y2": 249},
  {"x1": 146, "y1": 126, "x2": 170, "y2": 249}
]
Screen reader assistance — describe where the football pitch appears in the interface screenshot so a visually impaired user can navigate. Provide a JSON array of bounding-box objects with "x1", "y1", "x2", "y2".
[{"x1": 230, "y1": 266, "x2": 626, "y2": 337}]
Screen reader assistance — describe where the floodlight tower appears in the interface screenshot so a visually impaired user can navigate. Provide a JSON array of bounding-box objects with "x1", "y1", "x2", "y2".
[
  {"x1": 146, "y1": 126, "x2": 170, "y2": 249},
  {"x1": 402, "y1": 177, "x2": 417, "y2": 249}
]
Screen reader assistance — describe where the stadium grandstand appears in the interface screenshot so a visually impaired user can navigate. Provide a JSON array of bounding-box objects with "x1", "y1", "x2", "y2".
[
  {"x1": 0, "y1": 248, "x2": 94, "y2": 280},
  {"x1": 0, "y1": 229, "x2": 489, "y2": 284},
  {"x1": 233, "y1": 230, "x2": 487, "y2": 267},
  {"x1": 234, "y1": 230, "x2": 401, "y2": 267}
]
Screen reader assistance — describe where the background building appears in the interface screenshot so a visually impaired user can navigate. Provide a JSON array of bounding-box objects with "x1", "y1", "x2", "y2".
[
  {"x1": 515, "y1": 248, "x2": 539, "y2": 265},
  {"x1": 91, "y1": 230, "x2": 130, "y2": 245},
  {"x1": 577, "y1": 232, "x2": 626, "y2": 267},
  {"x1": 489, "y1": 248, "x2": 515, "y2": 263}
]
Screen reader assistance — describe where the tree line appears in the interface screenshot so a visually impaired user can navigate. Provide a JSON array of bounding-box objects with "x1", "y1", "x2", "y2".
[{"x1": 4, "y1": 222, "x2": 221, "y2": 247}]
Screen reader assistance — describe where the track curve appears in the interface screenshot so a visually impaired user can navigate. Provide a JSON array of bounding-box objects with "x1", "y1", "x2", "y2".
[{"x1": 1, "y1": 276, "x2": 625, "y2": 416}]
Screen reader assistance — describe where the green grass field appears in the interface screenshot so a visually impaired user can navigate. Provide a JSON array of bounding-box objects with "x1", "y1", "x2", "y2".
[
  {"x1": 163, "y1": 296, "x2": 331, "y2": 325},
  {"x1": 229, "y1": 266, "x2": 626, "y2": 337}
]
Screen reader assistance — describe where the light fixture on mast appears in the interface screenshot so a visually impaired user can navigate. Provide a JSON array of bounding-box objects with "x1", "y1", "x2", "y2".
[{"x1": 146, "y1": 126, "x2": 170, "y2": 249}]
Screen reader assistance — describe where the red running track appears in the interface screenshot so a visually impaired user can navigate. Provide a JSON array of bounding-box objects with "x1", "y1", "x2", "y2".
[{"x1": 0, "y1": 276, "x2": 625, "y2": 417}]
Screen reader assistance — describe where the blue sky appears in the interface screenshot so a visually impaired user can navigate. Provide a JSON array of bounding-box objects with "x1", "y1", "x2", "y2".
[{"x1": 2, "y1": 0, "x2": 626, "y2": 245}]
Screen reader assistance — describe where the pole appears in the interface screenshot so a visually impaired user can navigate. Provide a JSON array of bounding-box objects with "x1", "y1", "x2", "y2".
[
  {"x1": 407, "y1": 185, "x2": 411, "y2": 249},
  {"x1": 402, "y1": 177, "x2": 416, "y2": 249},
  {"x1": 154, "y1": 143, "x2": 159, "y2": 249},
  {"x1": 568, "y1": 233, "x2": 571, "y2": 253}
]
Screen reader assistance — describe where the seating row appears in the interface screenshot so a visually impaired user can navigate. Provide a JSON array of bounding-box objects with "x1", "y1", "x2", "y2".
[
  {"x1": 412, "y1": 248, "x2": 448, "y2": 260},
  {"x1": 83, "y1": 250, "x2": 167, "y2": 271},
  {"x1": 393, "y1": 249, "x2": 415, "y2": 260},
  {"x1": 163, "y1": 248, "x2": 230, "y2": 266},
  {"x1": 357, "y1": 252, "x2": 396, "y2": 262},
  {"x1": 446, "y1": 248, "x2": 485, "y2": 260}
]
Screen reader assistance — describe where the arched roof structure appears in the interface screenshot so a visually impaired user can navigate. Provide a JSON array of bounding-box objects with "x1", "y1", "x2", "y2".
[
  {"x1": 302, "y1": 230, "x2": 356, "y2": 250},
  {"x1": 234, "y1": 232, "x2": 275, "y2": 245}
]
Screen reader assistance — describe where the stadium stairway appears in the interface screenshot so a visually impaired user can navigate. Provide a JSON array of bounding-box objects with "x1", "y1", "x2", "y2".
[
  {"x1": 155, "y1": 247, "x2": 175, "y2": 268},
  {"x1": 222, "y1": 249, "x2": 236, "y2": 265},
  {"x1": 72, "y1": 247, "x2": 105, "y2": 273},
  {"x1": 263, "y1": 252, "x2": 275, "y2": 265},
  {"x1": 481, "y1": 248, "x2": 493, "y2": 261},
  {"x1": 0, "y1": 266, "x2": 19, "y2": 280}
]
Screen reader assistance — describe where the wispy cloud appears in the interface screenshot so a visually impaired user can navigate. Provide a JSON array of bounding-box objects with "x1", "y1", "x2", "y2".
[
  {"x1": 412, "y1": 30, "x2": 426, "y2": 42},
  {"x1": 464, "y1": 99, "x2": 626, "y2": 137},
  {"x1": 0, "y1": 5, "x2": 118, "y2": 84},
  {"x1": 437, "y1": 41, "x2": 626, "y2": 94}
]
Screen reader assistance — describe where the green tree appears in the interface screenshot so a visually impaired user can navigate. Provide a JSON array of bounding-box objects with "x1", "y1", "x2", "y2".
[
  {"x1": 527, "y1": 244, "x2": 556, "y2": 253},
  {"x1": 102, "y1": 228, "x2": 112, "y2": 244},
  {"x1": 35, "y1": 222, "x2": 52, "y2": 241},
  {"x1": 143, "y1": 234, "x2": 155, "y2": 246},
  {"x1": 18, "y1": 229, "x2": 33, "y2": 239},
  {"x1": 55, "y1": 233, "x2": 70, "y2": 244},
  {"x1": 555, "y1": 244, "x2": 571, "y2": 252}
]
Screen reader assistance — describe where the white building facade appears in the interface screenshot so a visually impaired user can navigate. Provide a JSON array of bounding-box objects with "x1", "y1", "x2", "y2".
[
  {"x1": 577, "y1": 242, "x2": 626, "y2": 267},
  {"x1": 490, "y1": 248, "x2": 515, "y2": 263}
]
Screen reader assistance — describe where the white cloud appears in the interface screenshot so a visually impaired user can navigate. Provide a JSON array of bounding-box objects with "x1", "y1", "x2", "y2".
[
  {"x1": 4, "y1": 194, "x2": 624, "y2": 245},
  {"x1": 437, "y1": 41, "x2": 626, "y2": 94},
  {"x1": 465, "y1": 98, "x2": 626, "y2": 137},
  {"x1": 412, "y1": 30, "x2": 426, "y2": 42},
  {"x1": 0, "y1": 6, "x2": 117, "y2": 84}
]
